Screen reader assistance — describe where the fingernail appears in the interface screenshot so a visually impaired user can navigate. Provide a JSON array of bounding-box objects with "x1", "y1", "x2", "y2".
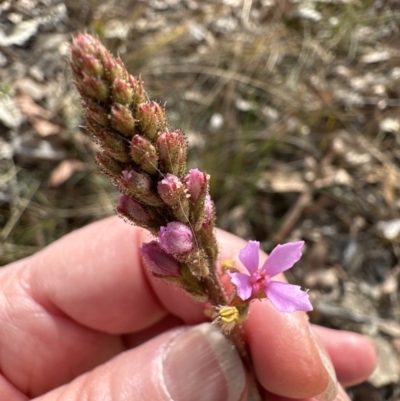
[
  {"x1": 162, "y1": 323, "x2": 246, "y2": 401},
  {"x1": 309, "y1": 327, "x2": 338, "y2": 401}
]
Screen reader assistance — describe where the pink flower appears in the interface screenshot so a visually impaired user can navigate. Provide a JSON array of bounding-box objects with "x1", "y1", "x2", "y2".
[
  {"x1": 228, "y1": 241, "x2": 312, "y2": 313},
  {"x1": 159, "y1": 222, "x2": 193, "y2": 254}
]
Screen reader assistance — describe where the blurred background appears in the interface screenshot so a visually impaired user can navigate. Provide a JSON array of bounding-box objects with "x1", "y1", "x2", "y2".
[{"x1": 1, "y1": 0, "x2": 400, "y2": 398}]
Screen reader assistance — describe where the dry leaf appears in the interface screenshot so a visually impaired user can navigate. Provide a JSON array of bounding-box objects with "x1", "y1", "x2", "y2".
[
  {"x1": 15, "y1": 94, "x2": 52, "y2": 120},
  {"x1": 48, "y1": 159, "x2": 88, "y2": 187},
  {"x1": 31, "y1": 117, "x2": 61, "y2": 137}
]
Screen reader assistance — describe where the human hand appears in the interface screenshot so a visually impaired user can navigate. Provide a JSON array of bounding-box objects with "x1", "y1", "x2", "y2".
[{"x1": 0, "y1": 217, "x2": 376, "y2": 401}]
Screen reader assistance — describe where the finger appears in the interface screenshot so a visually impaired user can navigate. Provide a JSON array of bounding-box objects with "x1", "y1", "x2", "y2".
[
  {"x1": 32, "y1": 324, "x2": 248, "y2": 401},
  {"x1": 23, "y1": 216, "x2": 167, "y2": 334},
  {"x1": 0, "y1": 375, "x2": 28, "y2": 401},
  {"x1": 311, "y1": 326, "x2": 376, "y2": 387},
  {"x1": 0, "y1": 217, "x2": 168, "y2": 397},
  {"x1": 265, "y1": 381, "x2": 350, "y2": 401},
  {"x1": 0, "y1": 260, "x2": 124, "y2": 397}
]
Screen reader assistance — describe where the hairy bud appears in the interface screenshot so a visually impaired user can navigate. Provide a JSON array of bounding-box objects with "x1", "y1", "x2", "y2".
[
  {"x1": 159, "y1": 222, "x2": 193, "y2": 254},
  {"x1": 130, "y1": 135, "x2": 158, "y2": 175},
  {"x1": 157, "y1": 130, "x2": 187, "y2": 176}
]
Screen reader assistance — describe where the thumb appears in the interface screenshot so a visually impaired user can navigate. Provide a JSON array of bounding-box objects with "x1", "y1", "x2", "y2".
[{"x1": 32, "y1": 323, "x2": 248, "y2": 401}]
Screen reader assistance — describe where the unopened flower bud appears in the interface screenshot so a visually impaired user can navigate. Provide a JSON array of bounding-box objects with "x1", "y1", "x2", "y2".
[
  {"x1": 159, "y1": 222, "x2": 193, "y2": 254},
  {"x1": 96, "y1": 152, "x2": 126, "y2": 177},
  {"x1": 110, "y1": 103, "x2": 135, "y2": 136},
  {"x1": 84, "y1": 100, "x2": 110, "y2": 127},
  {"x1": 136, "y1": 101, "x2": 167, "y2": 140},
  {"x1": 158, "y1": 174, "x2": 190, "y2": 222},
  {"x1": 129, "y1": 76, "x2": 147, "y2": 105},
  {"x1": 141, "y1": 241, "x2": 181, "y2": 277},
  {"x1": 130, "y1": 135, "x2": 158, "y2": 175},
  {"x1": 103, "y1": 56, "x2": 127, "y2": 82},
  {"x1": 112, "y1": 78, "x2": 133, "y2": 105},
  {"x1": 71, "y1": 48, "x2": 104, "y2": 78},
  {"x1": 80, "y1": 72, "x2": 109, "y2": 103},
  {"x1": 117, "y1": 195, "x2": 153, "y2": 223},
  {"x1": 184, "y1": 169, "x2": 208, "y2": 203},
  {"x1": 93, "y1": 128, "x2": 130, "y2": 163},
  {"x1": 157, "y1": 174, "x2": 185, "y2": 205},
  {"x1": 157, "y1": 130, "x2": 187, "y2": 176},
  {"x1": 120, "y1": 170, "x2": 161, "y2": 206}
]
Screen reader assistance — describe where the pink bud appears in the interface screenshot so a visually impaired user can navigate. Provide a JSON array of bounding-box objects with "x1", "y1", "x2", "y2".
[
  {"x1": 140, "y1": 241, "x2": 180, "y2": 277},
  {"x1": 203, "y1": 194, "x2": 214, "y2": 225},
  {"x1": 117, "y1": 195, "x2": 152, "y2": 223},
  {"x1": 159, "y1": 222, "x2": 193, "y2": 254},
  {"x1": 184, "y1": 169, "x2": 208, "y2": 202},
  {"x1": 157, "y1": 174, "x2": 185, "y2": 206}
]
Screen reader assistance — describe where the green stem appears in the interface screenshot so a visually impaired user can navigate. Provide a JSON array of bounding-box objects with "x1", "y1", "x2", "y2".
[{"x1": 203, "y1": 257, "x2": 263, "y2": 401}]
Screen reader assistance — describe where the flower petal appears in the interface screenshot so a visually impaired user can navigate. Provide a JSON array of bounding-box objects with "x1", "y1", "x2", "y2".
[
  {"x1": 261, "y1": 241, "x2": 304, "y2": 277},
  {"x1": 238, "y1": 240, "x2": 260, "y2": 274},
  {"x1": 265, "y1": 281, "x2": 313, "y2": 313},
  {"x1": 228, "y1": 272, "x2": 253, "y2": 300}
]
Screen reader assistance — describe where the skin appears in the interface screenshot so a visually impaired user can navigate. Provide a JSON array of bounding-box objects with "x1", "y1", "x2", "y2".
[{"x1": 0, "y1": 216, "x2": 377, "y2": 400}]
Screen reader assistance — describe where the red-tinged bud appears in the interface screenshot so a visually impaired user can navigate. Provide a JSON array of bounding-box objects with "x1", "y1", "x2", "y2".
[
  {"x1": 80, "y1": 73, "x2": 109, "y2": 103},
  {"x1": 117, "y1": 195, "x2": 153, "y2": 223},
  {"x1": 184, "y1": 169, "x2": 208, "y2": 203},
  {"x1": 96, "y1": 152, "x2": 126, "y2": 177},
  {"x1": 159, "y1": 222, "x2": 193, "y2": 254},
  {"x1": 112, "y1": 78, "x2": 133, "y2": 105},
  {"x1": 103, "y1": 56, "x2": 127, "y2": 82},
  {"x1": 93, "y1": 128, "x2": 130, "y2": 163},
  {"x1": 84, "y1": 100, "x2": 110, "y2": 127},
  {"x1": 72, "y1": 34, "x2": 107, "y2": 62},
  {"x1": 129, "y1": 76, "x2": 147, "y2": 106},
  {"x1": 157, "y1": 174, "x2": 185, "y2": 205},
  {"x1": 141, "y1": 241, "x2": 181, "y2": 277},
  {"x1": 120, "y1": 170, "x2": 161, "y2": 206},
  {"x1": 136, "y1": 101, "x2": 167, "y2": 140},
  {"x1": 203, "y1": 194, "x2": 214, "y2": 225},
  {"x1": 81, "y1": 53, "x2": 105, "y2": 78},
  {"x1": 110, "y1": 103, "x2": 135, "y2": 136},
  {"x1": 157, "y1": 130, "x2": 187, "y2": 176},
  {"x1": 130, "y1": 134, "x2": 158, "y2": 175},
  {"x1": 157, "y1": 174, "x2": 190, "y2": 222}
]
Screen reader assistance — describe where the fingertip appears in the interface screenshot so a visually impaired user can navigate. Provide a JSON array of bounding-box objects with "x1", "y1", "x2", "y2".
[
  {"x1": 243, "y1": 301, "x2": 331, "y2": 399},
  {"x1": 312, "y1": 326, "x2": 377, "y2": 386}
]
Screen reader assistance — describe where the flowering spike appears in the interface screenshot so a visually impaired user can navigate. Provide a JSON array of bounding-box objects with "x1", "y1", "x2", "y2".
[{"x1": 159, "y1": 222, "x2": 193, "y2": 254}]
